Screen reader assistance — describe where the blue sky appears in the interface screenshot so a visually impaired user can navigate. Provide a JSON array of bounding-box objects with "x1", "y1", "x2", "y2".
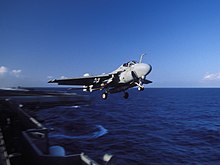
[{"x1": 1, "y1": 0, "x2": 220, "y2": 87}]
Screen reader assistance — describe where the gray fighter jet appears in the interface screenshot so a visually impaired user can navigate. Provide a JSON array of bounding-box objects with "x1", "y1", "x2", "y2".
[{"x1": 49, "y1": 54, "x2": 152, "y2": 99}]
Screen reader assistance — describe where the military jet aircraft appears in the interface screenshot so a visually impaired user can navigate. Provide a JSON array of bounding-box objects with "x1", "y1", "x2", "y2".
[{"x1": 48, "y1": 54, "x2": 152, "y2": 99}]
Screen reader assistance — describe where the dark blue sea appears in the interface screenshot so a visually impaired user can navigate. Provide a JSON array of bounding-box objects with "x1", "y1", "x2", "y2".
[{"x1": 34, "y1": 88, "x2": 220, "y2": 165}]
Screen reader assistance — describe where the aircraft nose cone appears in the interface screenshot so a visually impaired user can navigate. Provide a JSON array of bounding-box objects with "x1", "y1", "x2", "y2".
[
  {"x1": 140, "y1": 63, "x2": 152, "y2": 76},
  {"x1": 133, "y1": 63, "x2": 152, "y2": 79},
  {"x1": 145, "y1": 64, "x2": 152, "y2": 75}
]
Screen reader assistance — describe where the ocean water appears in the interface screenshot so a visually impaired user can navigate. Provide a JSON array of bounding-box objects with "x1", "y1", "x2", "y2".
[{"x1": 34, "y1": 88, "x2": 220, "y2": 165}]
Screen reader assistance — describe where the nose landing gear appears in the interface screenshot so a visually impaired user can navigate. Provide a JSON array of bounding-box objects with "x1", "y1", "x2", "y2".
[{"x1": 138, "y1": 87, "x2": 144, "y2": 91}]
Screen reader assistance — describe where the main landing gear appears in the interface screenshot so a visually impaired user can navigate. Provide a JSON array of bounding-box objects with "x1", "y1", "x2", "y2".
[
  {"x1": 102, "y1": 92, "x2": 108, "y2": 100},
  {"x1": 101, "y1": 91, "x2": 129, "y2": 100}
]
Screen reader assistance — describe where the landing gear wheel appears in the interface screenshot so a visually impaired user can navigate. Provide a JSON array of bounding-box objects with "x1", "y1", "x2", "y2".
[
  {"x1": 123, "y1": 92, "x2": 129, "y2": 99},
  {"x1": 138, "y1": 87, "x2": 144, "y2": 91},
  {"x1": 102, "y1": 92, "x2": 108, "y2": 100}
]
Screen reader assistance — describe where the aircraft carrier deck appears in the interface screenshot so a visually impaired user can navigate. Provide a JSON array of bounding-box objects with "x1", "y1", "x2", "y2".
[{"x1": 0, "y1": 88, "x2": 113, "y2": 165}]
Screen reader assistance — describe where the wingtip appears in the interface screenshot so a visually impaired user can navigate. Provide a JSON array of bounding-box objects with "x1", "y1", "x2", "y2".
[{"x1": 48, "y1": 79, "x2": 57, "y2": 83}]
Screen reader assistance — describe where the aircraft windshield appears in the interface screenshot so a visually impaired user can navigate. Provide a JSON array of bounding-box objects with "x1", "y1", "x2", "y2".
[{"x1": 122, "y1": 61, "x2": 137, "y2": 67}]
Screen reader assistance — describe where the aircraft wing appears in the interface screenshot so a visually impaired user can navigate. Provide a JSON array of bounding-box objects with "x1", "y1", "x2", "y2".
[
  {"x1": 142, "y1": 79, "x2": 152, "y2": 84},
  {"x1": 48, "y1": 74, "x2": 113, "y2": 86}
]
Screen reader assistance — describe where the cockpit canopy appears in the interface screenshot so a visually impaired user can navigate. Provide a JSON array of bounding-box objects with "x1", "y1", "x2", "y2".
[
  {"x1": 114, "y1": 60, "x2": 138, "y2": 73},
  {"x1": 122, "y1": 61, "x2": 137, "y2": 67}
]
